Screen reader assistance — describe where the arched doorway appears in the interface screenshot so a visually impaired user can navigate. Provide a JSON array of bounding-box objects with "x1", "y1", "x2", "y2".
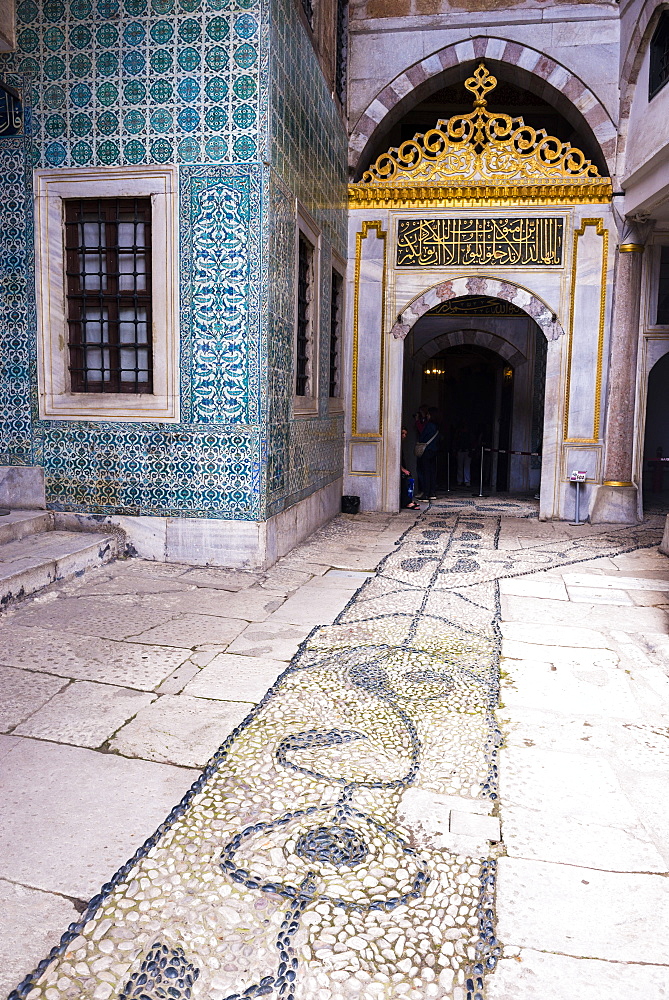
[
  {"x1": 642, "y1": 352, "x2": 669, "y2": 511},
  {"x1": 401, "y1": 298, "x2": 546, "y2": 496},
  {"x1": 345, "y1": 61, "x2": 613, "y2": 521}
]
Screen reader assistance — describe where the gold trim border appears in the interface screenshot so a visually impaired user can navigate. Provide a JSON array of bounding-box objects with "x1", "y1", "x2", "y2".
[
  {"x1": 603, "y1": 480, "x2": 634, "y2": 487},
  {"x1": 348, "y1": 181, "x2": 613, "y2": 210},
  {"x1": 563, "y1": 218, "x2": 609, "y2": 443},
  {"x1": 619, "y1": 243, "x2": 644, "y2": 253},
  {"x1": 352, "y1": 221, "x2": 387, "y2": 438}
]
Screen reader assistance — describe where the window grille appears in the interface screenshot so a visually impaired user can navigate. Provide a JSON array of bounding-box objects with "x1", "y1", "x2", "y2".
[
  {"x1": 335, "y1": 0, "x2": 348, "y2": 104},
  {"x1": 296, "y1": 233, "x2": 314, "y2": 397},
  {"x1": 650, "y1": 12, "x2": 669, "y2": 99},
  {"x1": 64, "y1": 198, "x2": 153, "y2": 393},
  {"x1": 329, "y1": 269, "x2": 343, "y2": 398},
  {"x1": 657, "y1": 246, "x2": 669, "y2": 324},
  {"x1": 301, "y1": 0, "x2": 314, "y2": 28}
]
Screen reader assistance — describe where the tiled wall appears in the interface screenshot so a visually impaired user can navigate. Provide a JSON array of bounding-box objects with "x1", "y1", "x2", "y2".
[
  {"x1": 0, "y1": 0, "x2": 348, "y2": 523},
  {"x1": 266, "y1": 0, "x2": 347, "y2": 517}
]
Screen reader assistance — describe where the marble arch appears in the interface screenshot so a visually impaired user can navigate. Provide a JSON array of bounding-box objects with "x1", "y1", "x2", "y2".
[
  {"x1": 390, "y1": 277, "x2": 565, "y2": 344},
  {"x1": 412, "y1": 328, "x2": 528, "y2": 371},
  {"x1": 349, "y1": 36, "x2": 618, "y2": 178}
]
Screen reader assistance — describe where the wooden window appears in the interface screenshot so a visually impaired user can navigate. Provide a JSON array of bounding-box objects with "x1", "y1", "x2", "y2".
[
  {"x1": 329, "y1": 268, "x2": 343, "y2": 398},
  {"x1": 657, "y1": 246, "x2": 669, "y2": 324},
  {"x1": 64, "y1": 197, "x2": 152, "y2": 393},
  {"x1": 296, "y1": 232, "x2": 315, "y2": 397},
  {"x1": 301, "y1": 0, "x2": 314, "y2": 29},
  {"x1": 650, "y1": 12, "x2": 669, "y2": 99},
  {"x1": 335, "y1": 0, "x2": 348, "y2": 104}
]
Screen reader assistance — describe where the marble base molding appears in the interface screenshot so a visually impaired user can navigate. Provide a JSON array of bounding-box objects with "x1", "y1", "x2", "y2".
[
  {"x1": 65, "y1": 478, "x2": 344, "y2": 570},
  {"x1": 659, "y1": 515, "x2": 669, "y2": 557},
  {"x1": 0, "y1": 466, "x2": 46, "y2": 509},
  {"x1": 589, "y1": 484, "x2": 640, "y2": 524}
]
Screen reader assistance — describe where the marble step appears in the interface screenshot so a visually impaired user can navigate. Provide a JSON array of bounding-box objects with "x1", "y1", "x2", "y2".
[
  {"x1": 0, "y1": 509, "x2": 54, "y2": 547},
  {"x1": 0, "y1": 529, "x2": 120, "y2": 610}
]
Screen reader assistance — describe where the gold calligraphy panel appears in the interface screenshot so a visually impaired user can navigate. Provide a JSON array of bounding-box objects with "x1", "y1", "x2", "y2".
[{"x1": 396, "y1": 217, "x2": 563, "y2": 268}]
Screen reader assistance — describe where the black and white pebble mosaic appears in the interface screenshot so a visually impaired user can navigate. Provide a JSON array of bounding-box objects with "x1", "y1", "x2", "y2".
[{"x1": 9, "y1": 499, "x2": 662, "y2": 1000}]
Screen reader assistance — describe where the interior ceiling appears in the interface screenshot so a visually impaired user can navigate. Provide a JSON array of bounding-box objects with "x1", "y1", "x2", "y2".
[{"x1": 359, "y1": 76, "x2": 604, "y2": 177}]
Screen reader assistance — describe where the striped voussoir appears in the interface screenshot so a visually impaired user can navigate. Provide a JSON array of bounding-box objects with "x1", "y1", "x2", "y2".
[{"x1": 349, "y1": 36, "x2": 618, "y2": 176}]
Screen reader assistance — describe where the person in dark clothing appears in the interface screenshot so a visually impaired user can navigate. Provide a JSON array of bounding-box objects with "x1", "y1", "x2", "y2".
[
  {"x1": 400, "y1": 426, "x2": 420, "y2": 509},
  {"x1": 415, "y1": 411, "x2": 439, "y2": 500}
]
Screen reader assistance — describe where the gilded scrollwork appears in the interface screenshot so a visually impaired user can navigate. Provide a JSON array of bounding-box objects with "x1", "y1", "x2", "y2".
[{"x1": 350, "y1": 64, "x2": 611, "y2": 208}]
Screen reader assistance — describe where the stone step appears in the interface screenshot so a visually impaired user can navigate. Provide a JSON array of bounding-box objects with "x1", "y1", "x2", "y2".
[
  {"x1": 0, "y1": 509, "x2": 54, "y2": 547},
  {"x1": 0, "y1": 529, "x2": 120, "y2": 610}
]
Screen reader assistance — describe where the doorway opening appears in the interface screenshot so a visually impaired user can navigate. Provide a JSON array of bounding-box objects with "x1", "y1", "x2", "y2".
[
  {"x1": 642, "y1": 352, "x2": 669, "y2": 512},
  {"x1": 402, "y1": 297, "x2": 546, "y2": 497}
]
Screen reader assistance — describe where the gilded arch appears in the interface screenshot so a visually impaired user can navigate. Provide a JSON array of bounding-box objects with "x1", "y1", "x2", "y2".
[{"x1": 350, "y1": 36, "x2": 618, "y2": 178}]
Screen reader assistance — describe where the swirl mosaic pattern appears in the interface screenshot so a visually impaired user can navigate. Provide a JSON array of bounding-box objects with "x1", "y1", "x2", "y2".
[{"x1": 8, "y1": 498, "x2": 662, "y2": 1000}]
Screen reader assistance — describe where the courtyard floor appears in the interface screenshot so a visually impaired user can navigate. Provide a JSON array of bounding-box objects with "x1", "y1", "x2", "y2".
[{"x1": 0, "y1": 498, "x2": 668, "y2": 1000}]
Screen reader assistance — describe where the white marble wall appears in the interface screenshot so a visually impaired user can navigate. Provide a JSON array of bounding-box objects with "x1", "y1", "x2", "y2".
[
  {"x1": 345, "y1": 205, "x2": 615, "y2": 520},
  {"x1": 69, "y1": 479, "x2": 343, "y2": 569},
  {"x1": 348, "y1": 4, "x2": 621, "y2": 144}
]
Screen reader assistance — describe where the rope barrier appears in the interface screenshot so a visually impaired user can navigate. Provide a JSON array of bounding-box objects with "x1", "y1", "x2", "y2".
[{"x1": 483, "y1": 447, "x2": 539, "y2": 457}]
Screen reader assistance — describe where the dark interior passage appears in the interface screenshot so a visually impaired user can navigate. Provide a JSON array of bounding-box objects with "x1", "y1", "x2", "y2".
[
  {"x1": 643, "y1": 352, "x2": 669, "y2": 511},
  {"x1": 402, "y1": 304, "x2": 547, "y2": 497}
]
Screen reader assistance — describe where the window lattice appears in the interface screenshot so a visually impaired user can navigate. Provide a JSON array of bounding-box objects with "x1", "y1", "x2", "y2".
[
  {"x1": 329, "y1": 269, "x2": 343, "y2": 398},
  {"x1": 64, "y1": 198, "x2": 153, "y2": 394},
  {"x1": 296, "y1": 233, "x2": 314, "y2": 397}
]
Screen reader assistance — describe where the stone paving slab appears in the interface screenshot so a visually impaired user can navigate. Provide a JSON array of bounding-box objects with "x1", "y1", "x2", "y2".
[
  {"x1": 501, "y1": 593, "x2": 669, "y2": 632},
  {"x1": 0, "y1": 881, "x2": 79, "y2": 997},
  {"x1": 3, "y1": 502, "x2": 666, "y2": 1000},
  {"x1": 142, "y1": 588, "x2": 287, "y2": 621},
  {"x1": 0, "y1": 665, "x2": 66, "y2": 733},
  {"x1": 226, "y1": 620, "x2": 315, "y2": 660},
  {"x1": 14, "y1": 680, "x2": 156, "y2": 749},
  {"x1": 7, "y1": 595, "x2": 179, "y2": 641},
  {"x1": 0, "y1": 737, "x2": 197, "y2": 899},
  {"x1": 500, "y1": 658, "x2": 642, "y2": 719},
  {"x1": 0, "y1": 624, "x2": 190, "y2": 689},
  {"x1": 500, "y1": 804, "x2": 666, "y2": 871},
  {"x1": 496, "y1": 856, "x2": 669, "y2": 963},
  {"x1": 128, "y1": 613, "x2": 249, "y2": 649},
  {"x1": 487, "y1": 949, "x2": 669, "y2": 1000},
  {"x1": 563, "y1": 571, "x2": 669, "y2": 591},
  {"x1": 183, "y1": 653, "x2": 289, "y2": 704},
  {"x1": 109, "y1": 694, "x2": 252, "y2": 767},
  {"x1": 500, "y1": 620, "x2": 614, "y2": 648}
]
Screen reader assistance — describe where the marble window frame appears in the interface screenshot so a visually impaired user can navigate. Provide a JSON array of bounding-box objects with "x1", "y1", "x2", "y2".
[
  {"x1": 35, "y1": 166, "x2": 180, "y2": 423},
  {"x1": 643, "y1": 239, "x2": 669, "y2": 332},
  {"x1": 293, "y1": 203, "x2": 321, "y2": 416}
]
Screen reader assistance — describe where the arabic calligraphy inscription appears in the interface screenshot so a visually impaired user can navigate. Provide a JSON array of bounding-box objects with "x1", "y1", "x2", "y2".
[{"x1": 396, "y1": 217, "x2": 563, "y2": 268}]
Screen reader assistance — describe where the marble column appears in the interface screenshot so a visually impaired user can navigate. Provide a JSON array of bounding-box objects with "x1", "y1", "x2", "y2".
[{"x1": 590, "y1": 233, "x2": 644, "y2": 523}]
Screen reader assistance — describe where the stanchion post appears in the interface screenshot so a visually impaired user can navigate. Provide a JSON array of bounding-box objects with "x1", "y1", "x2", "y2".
[
  {"x1": 447, "y1": 451, "x2": 450, "y2": 493},
  {"x1": 569, "y1": 469, "x2": 586, "y2": 525},
  {"x1": 479, "y1": 445, "x2": 484, "y2": 497}
]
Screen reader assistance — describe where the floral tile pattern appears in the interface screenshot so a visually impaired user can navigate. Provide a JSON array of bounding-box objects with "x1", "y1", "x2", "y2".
[{"x1": 0, "y1": 0, "x2": 348, "y2": 520}]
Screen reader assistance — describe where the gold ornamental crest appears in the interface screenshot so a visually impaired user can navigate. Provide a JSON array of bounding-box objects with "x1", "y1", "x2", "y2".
[{"x1": 349, "y1": 64, "x2": 612, "y2": 208}]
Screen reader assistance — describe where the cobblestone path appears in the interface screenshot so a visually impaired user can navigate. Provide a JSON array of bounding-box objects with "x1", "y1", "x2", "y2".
[{"x1": 10, "y1": 499, "x2": 662, "y2": 1000}]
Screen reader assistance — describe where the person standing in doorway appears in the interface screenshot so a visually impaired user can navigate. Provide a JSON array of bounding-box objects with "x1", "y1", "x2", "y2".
[
  {"x1": 455, "y1": 423, "x2": 473, "y2": 488},
  {"x1": 400, "y1": 427, "x2": 421, "y2": 509},
  {"x1": 415, "y1": 409, "x2": 439, "y2": 500}
]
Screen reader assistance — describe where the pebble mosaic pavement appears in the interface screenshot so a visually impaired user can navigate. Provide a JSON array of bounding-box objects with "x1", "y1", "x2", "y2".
[{"x1": 8, "y1": 498, "x2": 664, "y2": 1000}]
